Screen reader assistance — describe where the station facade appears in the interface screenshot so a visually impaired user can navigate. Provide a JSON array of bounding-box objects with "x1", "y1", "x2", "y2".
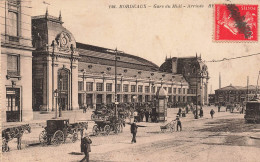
[
  {"x1": 77, "y1": 42, "x2": 190, "y2": 109},
  {"x1": 1, "y1": 7, "x2": 209, "y2": 122}
]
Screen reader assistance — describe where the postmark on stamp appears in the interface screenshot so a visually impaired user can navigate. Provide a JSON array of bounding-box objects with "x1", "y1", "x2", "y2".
[{"x1": 214, "y1": 4, "x2": 258, "y2": 41}]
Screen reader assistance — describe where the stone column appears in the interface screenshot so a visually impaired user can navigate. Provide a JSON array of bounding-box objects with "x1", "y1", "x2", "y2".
[
  {"x1": 92, "y1": 93, "x2": 96, "y2": 110},
  {"x1": 128, "y1": 94, "x2": 131, "y2": 103},
  {"x1": 103, "y1": 94, "x2": 106, "y2": 105}
]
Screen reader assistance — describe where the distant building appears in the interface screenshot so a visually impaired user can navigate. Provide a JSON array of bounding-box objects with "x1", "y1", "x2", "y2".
[
  {"x1": 159, "y1": 56, "x2": 209, "y2": 105},
  {"x1": 1, "y1": 0, "x2": 34, "y2": 122},
  {"x1": 208, "y1": 94, "x2": 215, "y2": 105},
  {"x1": 215, "y1": 84, "x2": 260, "y2": 105}
]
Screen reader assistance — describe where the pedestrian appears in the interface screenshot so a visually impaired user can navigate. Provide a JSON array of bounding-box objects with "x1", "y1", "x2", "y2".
[
  {"x1": 83, "y1": 104, "x2": 87, "y2": 113},
  {"x1": 210, "y1": 109, "x2": 215, "y2": 119},
  {"x1": 134, "y1": 110, "x2": 138, "y2": 122},
  {"x1": 185, "y1": 104, "x2": 189, "y2": 114},
  {"x1": 145, "y1": 110, "x2": 149, "y2": 122},
  {"x1": 241, "y1": 104, "x2": 244, "y2": 114},
  {"x1": 80, "y1": 133, "x2": 92, "y2": 162},
  {"x1": 175, "y1": 115, "x2": 182, "y2": 131},
  {"x1": 130, "y1": 121, "x2": 138, "y2": 143},
  {"x1": 199, "y1": 107, "x2": 203, "y2": 118},
  {"x1": 140, "y1": 109, "x2": 144, "y2": 122},
  {"x1": 178, "y1": 107, "x2": 182, "y2": 116},
  {"x1": 218, "y1": 104, "x2": 221, "y2": 112}
]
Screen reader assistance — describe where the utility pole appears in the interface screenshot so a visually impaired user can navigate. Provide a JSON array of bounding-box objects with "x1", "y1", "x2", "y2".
[
  {"x1": 51, "y1": 40, "x2": 55, "y2": 111},
  {"x1": 106, "y1": 48, "x2": 123, "y2": 118},
  {"x1": 58, "y1": 73, "x2": 62, "y2": 117},
  {"x1": 195, "y1": 67, "x2": 199, "y2": 119},
  {"x1": 114, "y1": 48, "x2": 118, "y2": 118},
  {"x1": 70, "y1": 44, "x2": 74, "y2": 110}
]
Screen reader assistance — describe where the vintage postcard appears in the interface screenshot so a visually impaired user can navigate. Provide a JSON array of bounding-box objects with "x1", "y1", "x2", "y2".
[{"x1": 1, "y1": 0, "x2": 260, "y2": 162}]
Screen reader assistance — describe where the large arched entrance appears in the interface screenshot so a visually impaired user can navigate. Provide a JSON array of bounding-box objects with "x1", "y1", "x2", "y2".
[{"x1": 58, "y1": 69, "x2": 69, "y2": 110}]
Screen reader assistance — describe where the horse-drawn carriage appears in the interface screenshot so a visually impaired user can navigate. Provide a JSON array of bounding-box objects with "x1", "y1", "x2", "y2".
[
  {"x1": 91, "y1": 106, "x2": 113, "y2": 120},
  {"x1": 92, "y1": 115, "x2": 125, "y2": 136},
  {"x1": 39, "y1": 119, "x2": 88, "y2": 146},
  {"x1": 2, "y1": 124, "x2": 31, "y2": 152}
]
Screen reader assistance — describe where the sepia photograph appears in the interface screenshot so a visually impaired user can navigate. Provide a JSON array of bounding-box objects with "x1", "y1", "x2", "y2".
[{"x1": 1, "y1": 0, "x2": 260, "y2": 161}]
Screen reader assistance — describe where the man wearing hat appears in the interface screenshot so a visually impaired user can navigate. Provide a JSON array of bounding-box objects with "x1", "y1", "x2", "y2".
[
  {"x1": 80, "y1": 133, "x2": 92, "y2": 162},
  {"x1": 175, "y1": 115, "x2": 182, "y2": 131},
  {"x1": 130, "y1": 121, "x2": 138, "y2": 143}
]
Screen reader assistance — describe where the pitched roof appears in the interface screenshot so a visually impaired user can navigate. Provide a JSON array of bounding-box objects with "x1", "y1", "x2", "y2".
[
  {"x1": 215, "y1": 85, "x2": 257, "y2": 91},
  {"x1": 77, "y1": 42, "x2": 159, "y2": 71},
  {"x1": 78, "y1": 62, "x2": 187, "y2": 84}
]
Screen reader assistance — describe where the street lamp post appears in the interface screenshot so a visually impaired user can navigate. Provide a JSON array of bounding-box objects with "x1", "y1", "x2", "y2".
[
  {"x1": 54, "y1": 89, "x2": 58, "y2": 118},
  {"x1": 58, "y1": 73, "x2": 63, "y2": 117},
  {"x1": 195, "y1": 69, "x2": 198, "y2": 119},
  {"x1": 106, "y1": 48, "x2": 123, "y2": 117},
  {"x1": 51, "y1": 40, "x2": 55, "y2": 111},
  {"x1": 114, "y1": 49, "x2": 121, "y2": 118},
  {"x1": 133, "y1": 95, "x2": 137, "y2": 111},
  {"x1": 81, "y1": 69, "x2": 86, "y2": 108},
  {"x1": 70, "y1": 44, "x2": 74, "y2": 110}
]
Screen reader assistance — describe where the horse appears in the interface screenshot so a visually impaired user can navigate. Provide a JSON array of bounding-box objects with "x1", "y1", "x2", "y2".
[{"x1": 2, "y1": 124, "x2": 31, "y2": 152}]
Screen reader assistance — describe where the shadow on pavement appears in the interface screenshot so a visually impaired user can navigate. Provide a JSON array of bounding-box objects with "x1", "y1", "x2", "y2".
[
  {"x1": 196, "y1": 118, "x2": 260, "y2": 133},
  {"x1": 69, "y1": 152, "x2": 84, "y2": 155}
]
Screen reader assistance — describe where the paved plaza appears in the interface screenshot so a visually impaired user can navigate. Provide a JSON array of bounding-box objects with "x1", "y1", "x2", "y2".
[{"x1": 2, "y1": 106, "x2": 260, "y2": 162}]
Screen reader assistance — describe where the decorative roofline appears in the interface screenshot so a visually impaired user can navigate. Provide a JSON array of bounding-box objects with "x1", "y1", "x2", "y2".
[{"x1": 32, "y1": 15, "x2": 64, "y2": 24}]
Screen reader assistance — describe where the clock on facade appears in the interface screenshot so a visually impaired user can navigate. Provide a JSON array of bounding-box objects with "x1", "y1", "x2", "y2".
[{"x1": 61, "y1": 36, "x2": 67, "y2": 46}]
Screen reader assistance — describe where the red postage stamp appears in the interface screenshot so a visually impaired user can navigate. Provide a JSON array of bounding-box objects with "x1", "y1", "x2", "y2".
[{"x1": 214, "y1": 4, "x2": 258, "y2": 41}]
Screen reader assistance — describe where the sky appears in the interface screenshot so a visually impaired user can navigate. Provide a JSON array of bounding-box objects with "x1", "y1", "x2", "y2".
[{"x1": 31, "y1": 0, "x2": 260, "y2": 93}]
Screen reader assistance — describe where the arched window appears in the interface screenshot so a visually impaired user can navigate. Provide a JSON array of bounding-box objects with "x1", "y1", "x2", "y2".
[{"x1": 58, "y1": 69, "x2": 69, "y2": 91}]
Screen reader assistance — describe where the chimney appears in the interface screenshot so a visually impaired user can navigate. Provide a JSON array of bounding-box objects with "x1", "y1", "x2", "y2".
[{"x1": 171, "y1": 57, "x2": 178, "y2": 74}]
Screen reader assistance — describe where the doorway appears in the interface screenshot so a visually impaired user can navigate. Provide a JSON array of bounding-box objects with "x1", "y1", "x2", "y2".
[{"x1": 6, "y1": 88, "x2": 21, "y2": 122}]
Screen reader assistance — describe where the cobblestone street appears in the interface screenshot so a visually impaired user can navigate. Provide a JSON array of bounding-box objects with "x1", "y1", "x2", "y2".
[{"x1": 2, "y1": 106, "x2": 260, "y2": 162}]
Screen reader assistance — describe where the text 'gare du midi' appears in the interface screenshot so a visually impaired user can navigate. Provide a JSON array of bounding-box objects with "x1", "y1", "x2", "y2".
[{"x1": 1, "y1": 1, "x2": 209, "y2": 123}]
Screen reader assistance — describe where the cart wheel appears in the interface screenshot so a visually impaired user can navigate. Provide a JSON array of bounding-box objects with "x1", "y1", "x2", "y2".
[
  {"x1": 71, "y1": 132, "x2": 78, "y2": 143},
  {"x1": 52, "y1": 130, "x2": 64, "y2": 146},
  {"x1": 92, "y1": 125, "x2": 100, "y2": 136},
  {"x1": 162, "y1": 129, "x2": 166, "y2": 133},
  {"x1": 104, "y1": 125, "x2": 111, "y2": 135},
  {"x1": 114, "y1": 124, "x2": 120, "y2": 134},
  {"x1": 39, "y1": 130, "x2": 48, "y2": 146}
]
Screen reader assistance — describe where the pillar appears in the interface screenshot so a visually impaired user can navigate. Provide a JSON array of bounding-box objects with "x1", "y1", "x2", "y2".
[
  {"x1": 103, "y1": 94, "x2": 106, "y2": 104},
  {"x1": 93, "y1": 93, "x2": 96, "y2": 109}
]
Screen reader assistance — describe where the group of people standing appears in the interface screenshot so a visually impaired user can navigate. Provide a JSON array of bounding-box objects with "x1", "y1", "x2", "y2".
[{"x1": 133, "y1": 109, "x2": 155, "y2": 123}]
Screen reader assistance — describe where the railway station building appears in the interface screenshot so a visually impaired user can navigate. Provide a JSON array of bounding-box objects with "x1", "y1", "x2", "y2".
[{"x1": 1, "y1": 8, "x2": 209, "y2": 122}]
